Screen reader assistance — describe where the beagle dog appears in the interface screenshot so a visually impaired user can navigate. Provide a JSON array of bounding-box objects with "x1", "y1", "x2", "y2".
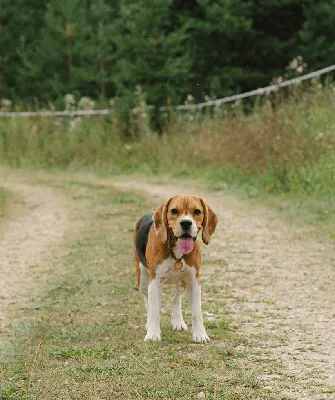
[{"x1": 133, "y1": 195, "x2": 218, "y2": 343}]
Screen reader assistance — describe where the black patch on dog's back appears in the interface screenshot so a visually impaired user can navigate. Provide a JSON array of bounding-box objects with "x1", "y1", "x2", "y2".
[{"x1": 135, "y1": 212, "x2": 154, "y2": 267}]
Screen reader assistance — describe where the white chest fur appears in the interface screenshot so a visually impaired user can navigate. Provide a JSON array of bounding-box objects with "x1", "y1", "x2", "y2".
[{"x1": 155, "y1": 257, "x2": 191, "y2": 285}]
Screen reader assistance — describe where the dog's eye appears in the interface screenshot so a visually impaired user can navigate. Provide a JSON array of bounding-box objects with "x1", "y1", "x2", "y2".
[
  {"x1": 171, "y1": 209, "x2": 179, "y2": 215},
  {"x1": 194, "y1": 209, "x2": 201, "y2": 216}
]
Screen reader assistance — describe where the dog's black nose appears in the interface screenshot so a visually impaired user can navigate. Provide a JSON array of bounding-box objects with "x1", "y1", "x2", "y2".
[{"x1": 180, "y1": 220, "x2": 192, "y2": 230}]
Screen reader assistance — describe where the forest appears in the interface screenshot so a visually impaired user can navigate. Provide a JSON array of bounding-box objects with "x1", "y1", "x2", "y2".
[{"x1": 1, "y1": 0, "x2": 335, "y2": 112}]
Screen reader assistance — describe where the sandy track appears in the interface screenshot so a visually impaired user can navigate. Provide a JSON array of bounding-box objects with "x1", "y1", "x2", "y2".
[
  {"x1": 0, "y1": 171, "x2": 334, "y2": 399},
  {"x1": 114, "y1": 180, "x2": 335, "y2": 400},
  {"x1": 0, "y1": 175, "x2": 69, "y2": 332}
]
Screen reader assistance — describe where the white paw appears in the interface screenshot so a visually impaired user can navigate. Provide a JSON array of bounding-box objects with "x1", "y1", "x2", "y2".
[
  {"x1": 144, "y1": 332, "x2": 161, "y2": 342},
  {"x1": 172, "y1": 318, "x2": 188, "y2": 331},
  {"x1": 193, "y1": 331, "x2": 210, "y2": 343}
]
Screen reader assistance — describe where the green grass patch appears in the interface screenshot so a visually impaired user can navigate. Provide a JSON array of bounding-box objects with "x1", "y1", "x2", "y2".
[
  {"x1": 0, "y1": 187, "x2": 7, "y2": 217},
  {"x1": 0, "y1": 177, "x2": 277, "y2": 399}
]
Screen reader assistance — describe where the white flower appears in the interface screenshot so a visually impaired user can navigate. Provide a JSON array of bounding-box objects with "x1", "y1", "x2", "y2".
[
  {"x1": 64, "y1": 94, "x2": 76, "y2": 111},
  {"x1": 271, "y1": 76, "x2": 284, "y2": 85},
  {"x1": 1, "y1": 98, "x2": 12, "y2": 107},
  {"x1": 187, "y1": 94, "x2": 194, "y2": 102},
  {"x1": 78, "y1": 96, "x2": 95, "y2": 110},
  {"x1": 287, "y1": 56, "x2": 307, "y2": 74},
  {"x1": 288, "y1": 59, "x2": 298, "y2": 71},
  {"x1": 64, "y1": 94, "x2": 75, "y2": 105}
]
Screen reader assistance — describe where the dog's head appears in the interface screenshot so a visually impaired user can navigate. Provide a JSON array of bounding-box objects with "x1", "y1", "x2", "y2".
[{"x1": 153, "y1": 195, "x2": 218, "y2": 252}]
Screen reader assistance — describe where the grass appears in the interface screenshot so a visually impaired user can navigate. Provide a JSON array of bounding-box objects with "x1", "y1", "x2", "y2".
[
  {"x1": 0, "y1": 187, "x2": 11, "y2": 238},
  {"x1": 0, "y1": 178, "x2": 278, "y2": 399},
  {"x1": 0, "y1": 188, "x2": 7, "y2": 217}
]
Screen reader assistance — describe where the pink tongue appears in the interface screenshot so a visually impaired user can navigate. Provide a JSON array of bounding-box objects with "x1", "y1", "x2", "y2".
[{"x1": 177, "y1": 237, "x2": 194, "y2": 254}]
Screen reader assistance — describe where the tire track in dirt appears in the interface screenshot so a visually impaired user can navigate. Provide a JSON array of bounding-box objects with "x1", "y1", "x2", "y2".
[
  {"x1": 113, "y1": 179, "x2": 335, "y2": 400},
  {"x1": 0, "y1": 174, "x2": 69, "y2": 333}
]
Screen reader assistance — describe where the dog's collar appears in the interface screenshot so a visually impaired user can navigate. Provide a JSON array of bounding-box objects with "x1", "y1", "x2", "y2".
[{"x1": 170, "y1": 251, "x2": 183, "y2": 270}]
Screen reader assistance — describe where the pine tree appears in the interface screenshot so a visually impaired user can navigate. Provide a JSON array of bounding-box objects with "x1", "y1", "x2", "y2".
[
  {"x1": 0, "y1": 0, "x2": 47, "y2": 99},
  {"x1": 111, "y1": 0, "x2": 192, "y2": 113},
  {"x1": 299, "y1": 0, "x2": 335, "y2": 69},
  {"x1": 174, "y1": 0, "x2": 306, "y2": 99},
  {"x1": 16, "y1": 0, "x2": 88, "y2": 100},
  {"x1": 71, "y1": 0, "x2": 118, "y2": 98}
]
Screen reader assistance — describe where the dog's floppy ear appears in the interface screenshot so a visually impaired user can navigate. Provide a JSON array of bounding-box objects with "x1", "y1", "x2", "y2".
[
  {"x1": 153, "y1": 197, "x2": 173, "y2": 243},
  {"x1": 200, "y1": 198, "x2": 218, "y2": 245}
]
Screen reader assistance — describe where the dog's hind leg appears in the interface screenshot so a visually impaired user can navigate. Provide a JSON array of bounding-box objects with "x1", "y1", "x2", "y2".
[{"x1": 139, "y1": 263, "x2": 149, "y2": 312}]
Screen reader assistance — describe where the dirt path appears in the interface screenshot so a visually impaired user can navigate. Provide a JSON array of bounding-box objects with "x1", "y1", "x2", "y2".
[
  {"x1": 0, "y1": 173, "x2": 70, "y2": 332},
  {"x1": 0, "y1": 170, "x2": 334, "y2": 399},
  {"x1": 114, "y1": 179, "x2": 335, "y2": 400}
]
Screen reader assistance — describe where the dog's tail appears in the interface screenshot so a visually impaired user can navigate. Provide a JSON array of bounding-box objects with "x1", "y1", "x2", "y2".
[{"x1": 133, "y1": 222, "x2": 141, "y2": 287}]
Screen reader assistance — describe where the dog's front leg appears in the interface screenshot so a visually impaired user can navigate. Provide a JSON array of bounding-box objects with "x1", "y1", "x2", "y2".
[
  {"x1": 171, "y1": 281, "x2": 188, "y2": 331},
  {"x1": 144, "y1": 277, "x2": 162, "y2": 342},
  {"x1": 187, "y1": 269, "x2": 209, "y2": 343}
]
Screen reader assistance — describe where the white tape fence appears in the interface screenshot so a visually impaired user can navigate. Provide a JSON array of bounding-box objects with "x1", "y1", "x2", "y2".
[
  {"x1": 0, "y1": 109, "x2": 113, "y2": 118},
  {"x1": 1, "y1": 64, "x2": 334, "y2": 118}
]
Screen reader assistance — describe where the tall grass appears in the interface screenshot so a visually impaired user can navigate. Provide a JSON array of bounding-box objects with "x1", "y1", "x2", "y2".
[{"x1": 0, "y1": 81, "x2": 334, "y2": 197}]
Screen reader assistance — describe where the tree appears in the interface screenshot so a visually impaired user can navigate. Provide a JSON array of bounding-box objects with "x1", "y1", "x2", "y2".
[
  {"x1": 111, "y1": 0, "x2": 192, "y2": 113},
  {"x1": 0, "y1": 0, "x2": 47, "y2": 99},
  {"x1": 299, "y1": 0, "x2": 335, "y2": 69},
  {"x1": 16, "y1": 0, "x2": 118, "y2": 101},
  {"x1": 1, "y1": 0, "x2": 334, "y2": 109},
  {"x1": 174, "y1": 0, "x2": 306, "y2": 99}
]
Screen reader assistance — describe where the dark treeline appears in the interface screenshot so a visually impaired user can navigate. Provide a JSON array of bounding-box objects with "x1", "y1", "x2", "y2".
[{"x1": 1, "y1": 0, "x2": 335, "y2": 110}]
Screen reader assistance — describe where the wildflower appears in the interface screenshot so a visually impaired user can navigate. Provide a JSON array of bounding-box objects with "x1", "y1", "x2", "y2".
[
  {"x1": 1, "y1": 98, "x2": 12, "y2": 107},
  {"x1": 184, "y1": 94, "x2": 194, "y2": 105},
  {"x1": 64, "y1": 94, "x2": 75, "y2": 105},
  {"x1": 78, "y1": 96, "x2": 95, "y2": 110},
  {"x1": 271, "y1": 76, "x2": 284, "y2": 85},
  {"x1": 187, "y1": 94, "x2": 194, "y2": 102},
  {"x1": 48, "y1": 102, "x2": 55, "y2": 111},
  {"x1": 64, "y1": 94, "x2": 76, "y2": 112},
  {"x1": 287, "y1": 56, "x2": 307, "y2": 75}
]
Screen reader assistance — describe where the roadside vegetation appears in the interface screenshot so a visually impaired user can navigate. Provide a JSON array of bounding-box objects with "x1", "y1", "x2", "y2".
[{"x1": 1, "y1": 81, "x2": 334, "y2": 232}]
